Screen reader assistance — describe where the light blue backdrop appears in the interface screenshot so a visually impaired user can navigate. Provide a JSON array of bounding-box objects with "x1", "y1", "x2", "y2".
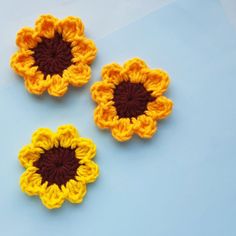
[{"x1": 0, "y1": 0, "x2": 236, "y2": 235}]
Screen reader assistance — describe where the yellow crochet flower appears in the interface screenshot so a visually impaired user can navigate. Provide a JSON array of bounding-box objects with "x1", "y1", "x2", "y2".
[
  {"x1": 19, "y1": 125, "x2": 99, "y2": 209},
  {"x1": 91, "y1": 58, "x2": 173, "y2": 142},
  {"x1": 10, "y1": 15, "x2": 97, "y2": 97}
]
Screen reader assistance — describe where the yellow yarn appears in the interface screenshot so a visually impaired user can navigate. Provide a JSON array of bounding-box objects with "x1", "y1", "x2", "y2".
[
  {"x1": 10, "y1": 15, "x2": 97, "y2": 97},
  {"x1": 91, "y1": 58, "x2": 173, "y2": 142},
  {"x1": 19, "y1": 124, "x2": 99, "y2": 209}
]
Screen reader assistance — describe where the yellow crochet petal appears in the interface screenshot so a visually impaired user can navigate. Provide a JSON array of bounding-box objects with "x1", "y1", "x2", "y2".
[
  {"x1": 24, "y1": 71, "x2": 50, "y2": 95},
  {"x1": 71, "y1": 37, "x2": 97, "y2": 64},
  {"x1": 10, "y1": 50, "x2": 37, "y2": 77},
  {"x1": 133, "y1": 115, "x2": 157, "y2": 139},
  {"x1": 16, "y1": 27, "x2": 41, "y2": 49},
  {"x1": 94, "y1": 102, "x2": 118, "y2": 129},
  {"x1": 144, "y1": 69, "x2": 170, "y2": 97},
  {"x1": 146, "y1": 96, "x2": 173, "y2": 120},
  {"x1": 32, "y1": 128, "x2": 56, "y2": 150},
  {"x1": 123, "y1": 58, "x2": 147, "y2": 72},
  {"x1": 35, "y1": 15, "x2": 58, "y2": 39},
  {"x1": 63, "y1": 63, "x2": 91, "y2": 87},
  {"x1": 18, "y1": 144, "x2": 41, "y2": 168},
  {"x1": 65, "y1": 179, "x2": 86, "y2": 203},
  {"x1": 111, "y1": 118, "x2": 134, "y2": 142},
  {"x1": 122, "y1": 58, "x2": 148, "y2": 84},
  {"x1": 76, "y1": 161, "x2": 99, "y2": 183},
  {"x1": 102, "y1": 63, "x2": 123, "y2": 85},
  {"x1": 74, "y1": 137, "x2": 96, "y2": 160},
  {"x1": 56, "y1": 124, "x2": 79, "y2": 148},
  {"x1": 90, "y1": 81, "x2": 115, "y2": 104},
  {"x1": 48, "y1": 74, "x2": 69, "y2": 97},
  {"x1": 20, "y1": 167, "x2": 44, "y2": 196},
  {"x1": 57, "y1": 16, "x2": 84, "y2": 42},
  {"x1": 40, "y1": 184, "x2": 65, "y2": 209}
]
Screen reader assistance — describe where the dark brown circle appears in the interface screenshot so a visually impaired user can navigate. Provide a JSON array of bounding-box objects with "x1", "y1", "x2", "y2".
[
  {"x1": 32, "y1": 32, "x2": 73, "y2": 76},
  {"x1": 113, "y1": 81, "x2": 155, "y2": 118},
  {"x1": 34, "y1": 147, "x2": 80, "y2": 187}
]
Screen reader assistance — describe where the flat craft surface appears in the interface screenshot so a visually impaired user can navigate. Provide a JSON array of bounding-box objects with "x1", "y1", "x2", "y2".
[{"x1": 0, "y1": 0, "x2": 236, "y2": 235}]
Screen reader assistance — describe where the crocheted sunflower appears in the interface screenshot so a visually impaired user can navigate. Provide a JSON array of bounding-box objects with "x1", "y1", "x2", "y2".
[
  {"x1": 19, "y1": 125, "x2": 99, "y2": 209},
  {"x1": 11, "y1": 15, "x2": 97, "y2": 97},
  {"x1": 91, "y1": 58, "x2": 173, "y2": 142}
]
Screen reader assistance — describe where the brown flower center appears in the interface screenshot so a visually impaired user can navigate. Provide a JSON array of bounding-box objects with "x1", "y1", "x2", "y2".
[
  {"x1": 113, "y1": 81, "x2": 155, "y2": 118},
  {"x1": 34, "y1": 147, "x2": 80, "y2": 187},
  {"x1": 33, "y1": 32, "x2": 73, "y2": 76}
]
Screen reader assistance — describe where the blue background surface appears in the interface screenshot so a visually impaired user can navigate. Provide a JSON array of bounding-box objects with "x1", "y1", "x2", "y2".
[{"x1": 0, "y1": 0, "x2": 236, "y2": 235}]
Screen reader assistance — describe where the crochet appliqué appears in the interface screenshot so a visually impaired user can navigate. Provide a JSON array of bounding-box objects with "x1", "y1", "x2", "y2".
[
  {"x1": 10, "y1": 15, "x2": 97, "y2": 97},
  {"x1": 91, "y1": 58, "x2": 173, "y2": 142},
  {"x1": 19, "y1": 125, "x2": 99, "y2": 209}
]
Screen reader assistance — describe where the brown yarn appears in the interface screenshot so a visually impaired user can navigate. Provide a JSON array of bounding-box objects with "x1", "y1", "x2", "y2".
[
  {"x1": 34, "y1": 147, "x2": 80, "y2": 187},
  {"x1": 33, "y1": 32, "x2": 73, "y2": 76},
  {"x1": 113, "y1": 81, "x2": 155, "y2": 118}
]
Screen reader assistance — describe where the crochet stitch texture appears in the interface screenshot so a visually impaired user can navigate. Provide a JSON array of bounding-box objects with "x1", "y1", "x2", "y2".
[
  {"x1": 10, "y1": 15, "x2": 97, "y2": 97},
  {"x1": 19, "y1": 125, "x2": 99, "y2": 209},
  {"x1": 91, "y1": 58, "x2": 173, "y2": 142}
]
